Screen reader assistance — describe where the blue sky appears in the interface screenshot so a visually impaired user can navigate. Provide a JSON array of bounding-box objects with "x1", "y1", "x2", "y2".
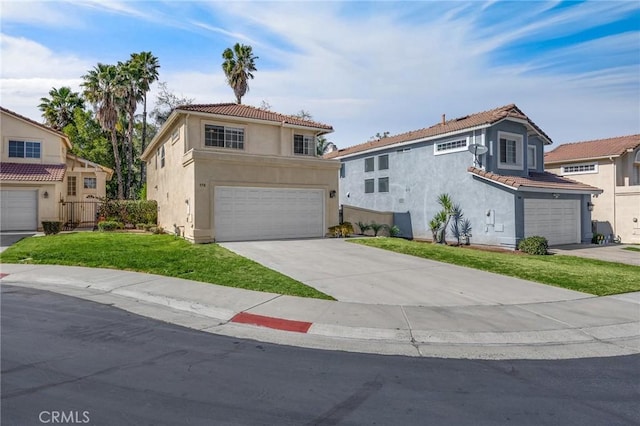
[{"x1": 1, "y1": 0, "x2": 639, "y2": 149}]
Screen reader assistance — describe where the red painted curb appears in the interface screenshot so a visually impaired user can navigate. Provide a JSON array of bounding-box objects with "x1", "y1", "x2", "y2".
[
  {"x1": 0, "y1": 273, "x2": 8, "y2": 279},
  {"x1": 231, "y1": 312, "x2": 312, "y2": 333}
]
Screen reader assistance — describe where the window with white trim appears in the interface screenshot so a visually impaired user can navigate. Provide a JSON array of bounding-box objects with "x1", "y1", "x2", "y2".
[
  {"x1": 364, "y1": 179, "x2": 375, "y2": 193},
  {"x1": 378, "y1": 177, "x2": 389, "y2": 192},
  {"x1": 158, "y1": 144, "x2": 165, "y2": 168},
  {"x1": 84, "y1": 177, "x2": 97, "y2": 189},
  {"x1": 8, "y1": 140, "x2": 41, "y2": 158},
  {"x1": 378, "y1": 154, "x2": 389, "y2": 170},
  {"x1": 171, "y1": 128, "x2": 180, "y2": 144},
  {"x1": 204, "y1": 124, "x2": 244, "y2": 150},
  {"x1": 498, "y1": 132, "x2": 523, "y2": 169},
  {"x1": 293, "y1": 134, "x2": 314, "y2": 156},
  {"x1": 527, "y1": 145, "x2": 537, "y2": 169},
  {"x1": 67, "y1": 176, "x2": 77, "y2": 196},
  {"x1": 561, "y1": 163, "x2": 597, "y2": 175},
  {"x1": 364, "y1": 157, "x2": 375, "y2": 172},
  {"x1": 435, "y1": 138, "x2": 467, "y2": 154}
]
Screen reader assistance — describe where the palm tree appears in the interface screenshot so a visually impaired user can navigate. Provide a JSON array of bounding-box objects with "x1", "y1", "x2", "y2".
[
  {"x1": 38, "y1": 86, "x2": 84, "y2": 130},
  {"x1": 82, "y1": 63, "x2": 125, "y2": 199},
  {"x1": 221, "y1": 43, "x2": 258, "y2": 104},
  {"x1": 316, "y1": 135, "x2": 337, "y2": 156},
  {"x1": 130, "y1": 52, "x2": 160, "y2": 184}
]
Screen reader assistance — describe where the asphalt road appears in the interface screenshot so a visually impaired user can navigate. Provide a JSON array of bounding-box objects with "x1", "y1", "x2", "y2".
[{"x1": 2, "y1": 284, "x2": 639, "y2": 426}]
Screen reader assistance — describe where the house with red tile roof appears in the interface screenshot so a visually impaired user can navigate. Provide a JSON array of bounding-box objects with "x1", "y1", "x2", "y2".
[
  {"x1": 327, "y1": 104, "x2": 602, "y2": 248},
  {"x1": 1, "y1": 107, "x2": 113, "y2": 231},
  {"x1": 140, "y1": 103, "x2": 340, "y2": 243},
  {"x1": 545, "y1": 135, "x2": 640, "y2": 244}
]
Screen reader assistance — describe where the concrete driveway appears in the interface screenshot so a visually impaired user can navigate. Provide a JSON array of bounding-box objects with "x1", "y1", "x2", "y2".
[
  {"x1": 0, "y1": 232, "x2": 35, "y2": 253},
  {"x1": 550, "y1": 244, "x2": 640, "y2": 266},
  {"x1": 221, "y1": 238, "x2": 590, "y2": 307}
]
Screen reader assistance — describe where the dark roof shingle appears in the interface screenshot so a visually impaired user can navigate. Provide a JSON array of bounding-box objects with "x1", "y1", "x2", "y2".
[
  {"x1": 0, "y1": 163, "x2": 66, "y2": 182},
  {"x1": 175, "y1": 103, "x2": 333, "y2": 131},
  {"x1": 468, "y1": 167, "x2": 601, "y2": 193},
  {"x1": 544, "y1": 135, "x2": 640, "y2": 163},
  {"x1": 326, "y1": 104, "x2": 551, "y2": 159}
]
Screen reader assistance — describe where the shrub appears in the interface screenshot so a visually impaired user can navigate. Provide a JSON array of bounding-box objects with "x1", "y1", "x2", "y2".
[
  {"x1": 518, "y1": 236, "x2": 549, "y2": 255},
  {"x1": 388, "y1": 225, "x2": 402, "y2": 237},
  {"x1": 42, "y1": 221, "x2": 62, "y2": 235},
  {"x1": 136, "y1": 223, "x2": 146, "y2": 230},
  {"x1": 369, "y1": 222, "x2": 385, "y2": 237},
  {"x1": 592, "y1": 233, "x2": 604, "y2": 244},
  {"x1": 98, "y1": 221, "x2": 124, "y2": 232},
  {"x1": 97, "y1": 200, "x2": 158, "y2": 226},
  {"x1": 340, "y1": 222, "x2": 354, "y2": 237},
  {"x1": 356, "y1": 221, "x2": 370, "y2": 235}
]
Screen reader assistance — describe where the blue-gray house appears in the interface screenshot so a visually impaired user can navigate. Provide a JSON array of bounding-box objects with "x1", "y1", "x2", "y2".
[{"x1": 326, "y1": 104, "x2": 602, "y2": 248}]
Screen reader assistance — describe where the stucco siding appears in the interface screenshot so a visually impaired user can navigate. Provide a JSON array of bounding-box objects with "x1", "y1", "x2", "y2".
[
  {"x1": 485, "y1": 121, "x2": 531, "y2": 177},
  {"x1": 1, "y1": 112, "x2": 67, "y2": 164}
]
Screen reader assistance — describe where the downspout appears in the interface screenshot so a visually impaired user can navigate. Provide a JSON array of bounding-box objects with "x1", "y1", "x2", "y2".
[{"x1": 610, "y1": 156, "x2": 616, "y2": 237}]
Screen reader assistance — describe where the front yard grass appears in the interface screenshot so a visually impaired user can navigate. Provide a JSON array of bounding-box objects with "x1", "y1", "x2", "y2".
[
  {"x1": 0, "y1": 233, "x2": 333, "y2": 300},
  {"x1": 351, "y1": 238, "x2": 640, "y2": 296},
  {"x1": 623, "y1": 246, "x2": 640, "y2": 253}
]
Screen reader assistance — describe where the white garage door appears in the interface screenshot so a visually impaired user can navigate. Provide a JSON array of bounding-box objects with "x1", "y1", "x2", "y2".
[
  {"x1": 214, "y1": 186, "x2": 325, "y2": 242},
  {"x1": 524, "y1": 199, "x2": 580, "y2": 246},
  {"x1": 1, "y1": 190, "x2": 38, "y2": 231}
]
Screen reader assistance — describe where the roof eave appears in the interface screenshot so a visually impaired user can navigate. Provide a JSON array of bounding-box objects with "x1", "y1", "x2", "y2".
[{"x1": 468, "y1": 171, "x2": 602, "y2": 195}]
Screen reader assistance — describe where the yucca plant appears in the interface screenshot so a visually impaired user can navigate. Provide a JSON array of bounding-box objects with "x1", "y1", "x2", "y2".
[
  {"x1": 369, "y1": 222, "x2": 385, "y2": 237},
  {"x1": 356, "y1": 221, "x2": 370, "y2": 235}
]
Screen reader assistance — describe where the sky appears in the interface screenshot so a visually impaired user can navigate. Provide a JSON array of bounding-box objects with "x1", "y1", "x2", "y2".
[{"x1": 1, "y1": 0, "x2": 639, "y2": 150}]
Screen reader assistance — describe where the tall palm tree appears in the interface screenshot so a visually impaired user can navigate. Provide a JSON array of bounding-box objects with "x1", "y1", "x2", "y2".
[
  {"x1": 118, "y1": 59, "x2": 144, "y2": 198},
  {"x1": 130, "y1": 52, "x2": 159, "y2": 184},
  {"x1": 38, "y1": 86, "x2": 84, "y2": 130},
  {"x1": 316, "y1": 135, "x2": 337, "y2": 156},
  {"x1": 82, "y1": 63, "x2": 125, "y2": 199},
  {"x1": 221, "y1": 43, "x2": 258, "y2": 104}
]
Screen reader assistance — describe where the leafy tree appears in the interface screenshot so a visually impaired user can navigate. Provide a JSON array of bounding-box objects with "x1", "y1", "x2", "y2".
[
  {"x1": 150, "y1": 82, "x2": 194, "y2": 125},
  {"x1": 369, "y1": 131, "x2": 390, "y2": 141},
  {"x1": 38, "y1": 86, "x2": 84, "y2": 130},
  {"x1": 316, "y1": 135, "x2": 336, "y2": 156},
  {"x1": 259, "y1": 100, "x2": 272, "y2": 110},
  {"x1": 294, "y1": 109, "x2": 313, "y2": 120},
  {"x1": 221, "y1": 43, "x2": 258, "y2": 104},
  {"x1": 82, "y1": 63, "x2": 125, "y2": 199}
]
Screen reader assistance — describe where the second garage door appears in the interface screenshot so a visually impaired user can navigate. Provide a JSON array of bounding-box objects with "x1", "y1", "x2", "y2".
[
  {"x1": 214, "y1": 186, "x2": 325, "y2": 242},
  {"x1": 524, "y1": 199, "x2": 580, "y2": 246},
  {"x1": 0, "y1": 190, "x2": 38, "y2": 231}
]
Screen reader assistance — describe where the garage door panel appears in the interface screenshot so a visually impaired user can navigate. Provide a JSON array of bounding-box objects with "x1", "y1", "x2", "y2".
[
  {"x1": 524, "y1": 199, "x2": 580, "y2": 246},
  {"x1": 214, "y1": 187, "x2": 324, "y2": 242},
  {"x1": 1, "y1": 190, "x2": 38, "y2": 231}
]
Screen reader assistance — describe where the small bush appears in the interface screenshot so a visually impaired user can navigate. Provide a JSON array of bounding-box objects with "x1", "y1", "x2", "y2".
[
  {"x1": 42, "y1": 221, "x2": 62, "y2": 235},
  {"x1": 518, "y1": 236, "x2": 549, "y2": 255},
  {"x1": 136, "y1": 223, "x2": 146, "y2": 230},
  {"x1": 98, "y1": 221, "x2": 124, "y2": 232},
  {"x1": 592, "y1": 233, "x2": 604, "y2": 244},
  {"x1": 388, "y1": 225, "x2": 402, "y2": 237}
]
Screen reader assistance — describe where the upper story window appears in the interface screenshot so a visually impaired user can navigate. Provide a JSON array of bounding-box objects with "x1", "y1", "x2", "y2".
[
  {"x1": 83, "y1": 177, "x2": 97, "y2": 189},
  {"x1": 498, "y1": 132, "x2": 523, "y2": 170},
  {"x1": 67, "y1": 176, "x2": 77, "y2": 196},
  {"x1": 158, "y1": 144, "x2": 165, "y2": 168},
  {"x1": 434, "y1": 138, "x2": 468, "y2": 155},
  {"x1": 294, "y1": 134, "x2": 314, "y2": 156},
  {"x1": 364, "y1": 157, "x2": 375, "y2": 172},
  {"x1": 171, "y1": 128, "x2": 180, "y2": 144},
  {"x1": 562, "y1": 163, "x2": 597, "y2": 175},
  {"x1": 340, "y1": 163, "x2": 346, "y2": 178},
  {"x1": 204, "y1": 124, "x2": 244, "y2": 150},
  {"x1": 527, "y1": 145, "x2": 537, "y2": 169},
  {"x1": 378, "y1": 177, "x2": 389, "y2": 192},
  {"x1": 9, "y1": 140, "x2": 41, "y2": 159},
  {"x1": 364, "y1": 178, "x2": 375, "y2": 193},
  {"x1": 378, "y1": 154, "x2": 389, "y2": 170}
]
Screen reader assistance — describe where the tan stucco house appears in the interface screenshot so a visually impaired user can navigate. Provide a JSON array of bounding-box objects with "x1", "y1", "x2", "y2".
[
  {"x1": 545, "y1": 135, "x2": 640, "y2": 243},
  {"x1": 0, "y1": 106, "x2": 113, "y2": 231},
  {"x1": 140, "y1": 103, "x2": 341, "y2": 243}
]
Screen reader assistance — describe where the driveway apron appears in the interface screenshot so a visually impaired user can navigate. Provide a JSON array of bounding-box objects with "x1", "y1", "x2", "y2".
[{"x1": 220, "y1": 239, "x2": 590, "y2": 306}]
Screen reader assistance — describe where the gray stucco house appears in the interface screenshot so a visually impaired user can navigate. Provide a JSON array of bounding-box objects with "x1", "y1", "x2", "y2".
[{"x1": 326, "y1": 104, "x2": 602, "y2": 248}]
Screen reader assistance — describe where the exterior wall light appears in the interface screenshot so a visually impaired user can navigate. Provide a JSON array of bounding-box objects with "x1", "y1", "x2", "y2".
[
  {"x1": 587, "y1": 201, "x2": 594, "y2": 212},
  {"x1": 43, "y1": 191, "x2": 49, "y2": 199},
  {"x1": 329, "y1": 190, "x2": 336, "y2": 198}
]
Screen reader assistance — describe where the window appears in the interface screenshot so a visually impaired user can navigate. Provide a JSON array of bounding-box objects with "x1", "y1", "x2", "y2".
[
  {"x1": 364, "y1": 179, "x2": 375, "y2": 193},
  {"x1": 364, "y1": 157, "x2": 375, "y2": 172},
  {"x1": 294, "y1": 134, "x2": 314, "y2": 156},
  {"x1": 8, "y1": 140, "x2": 41, "y2": 158},
  {"x1": 204, "y1": 124, "x2": 244, "y2": 150},
  {"x1": 67, "y1": 176, "x2": 77, "y2": 196},
  {"x1": 435, "y1": 138, "x2": 467, "y2": 154},
  {"x1": 378, "y1": 155, "x2": 389, "y2": 170},
  {"x1": 340, "y1": 163, "x2": 346, "y2": 178},
  {"x1": 562, "y1": 163, "x2": 597, "y2": 175},
  {"x1": 171, "y1": 128, "x2": 180, "y2": 144},
  {"x1": 159, "y1": 145, "x2": 165, "y2": 168},
  {"x1": 498, "y1": 132, "x2": 523, "y2": 169},
  {"x1": 378, "y1": 177, "x2": 389, "y2": 192},
  {"x1": 527, "y1": 145, "x2": 537, "y2": 169},
  {"x1": 83, "y1": 177, "x2": 97, "y2": 189}
]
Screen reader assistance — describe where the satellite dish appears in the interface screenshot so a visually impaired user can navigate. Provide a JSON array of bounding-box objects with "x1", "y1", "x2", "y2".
[{"x1": 468, "y1": 143, "x2": 488, "y2": 167}]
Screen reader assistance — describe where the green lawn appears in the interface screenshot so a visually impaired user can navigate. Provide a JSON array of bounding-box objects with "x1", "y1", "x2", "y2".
[
  {"x1": 623, "y1": 246, "x2": 640, "y2": 253},
  {"x1": 0, "y1": 233, "x2": 333, "y2": 300},
  {"x1": 351, "y1": 238, "x2": 640, "y2": 296}
]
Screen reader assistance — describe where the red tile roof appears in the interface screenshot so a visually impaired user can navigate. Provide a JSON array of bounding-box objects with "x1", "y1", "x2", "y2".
[
  {"x1": 468, "y1": 167, "x2": 602, "y2": 193},
  {"x1": 326, "y1": 104, "x2": 551, "y2": 159},
  {"x1": 175, "y1": 103, "x2": 333, "y2": 131},
  {"x1": 0, "y1": 106, "x2": 72, "y2": 148},
  {"x1": 0, "y1": 162, "x2": 66, "y2": 182},
  {"x1": 544, "y1": 134, "x2": 640, "y2": 164}
]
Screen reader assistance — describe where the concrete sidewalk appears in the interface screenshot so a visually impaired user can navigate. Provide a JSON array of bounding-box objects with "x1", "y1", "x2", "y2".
[{"x1": 1, "y1": 263, "x2": 638, "y2": 360}]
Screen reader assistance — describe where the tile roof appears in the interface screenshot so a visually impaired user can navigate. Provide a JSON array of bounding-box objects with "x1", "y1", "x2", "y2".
[
  {"x1": 0, "y1": 162, "x2": 66, "y2": 182},
  {"x1": 0, "y1": 106, "x2": 72, "y2": 148},
  {"x1": 175, "y1": 103, "x2": 333, "y2": 131},
  {"x1": 468, "y1": 167, "x2": 602, "y2": 193},
  {"x1": 326, "y1": 104, "x2": 551, "y2": 159},
  {"x1": 544, "y1": 134, "x2": 640, "y2": 163}
]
